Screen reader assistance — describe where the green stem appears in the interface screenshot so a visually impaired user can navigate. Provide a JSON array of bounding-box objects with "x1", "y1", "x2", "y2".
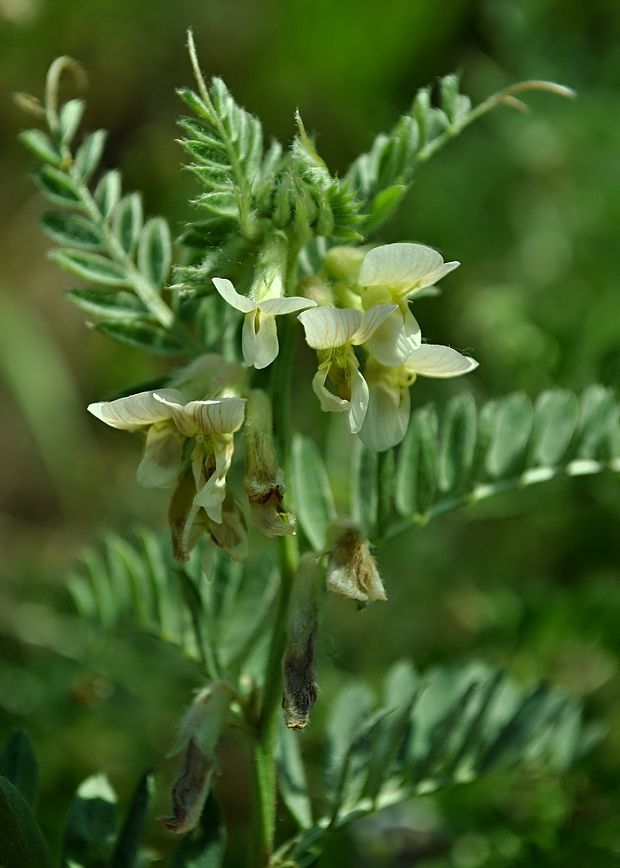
[
  {"x1": 72, "y1": 178, "x2": 175, "y2": 328},
  {"x1": 416, "y1": 79, "x2": 575, "y2": 166},
  {"x1": 248, "y1": 252, "x2": 302, "y2": 866}
]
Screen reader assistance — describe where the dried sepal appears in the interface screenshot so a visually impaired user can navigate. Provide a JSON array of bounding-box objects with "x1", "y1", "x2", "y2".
[{"x1": 326, "y1": 527, "x2": 387, "y2": 603}]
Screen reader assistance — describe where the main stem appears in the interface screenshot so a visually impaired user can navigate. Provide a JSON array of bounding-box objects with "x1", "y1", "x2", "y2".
[{"x1": 249, "y1": 263, "x2": 301, "y2": 866}]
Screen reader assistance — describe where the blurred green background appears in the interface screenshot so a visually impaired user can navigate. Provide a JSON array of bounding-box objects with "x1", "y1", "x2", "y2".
[{"x1": 1, "y1": 0, "x2": 619, "y2": 864}]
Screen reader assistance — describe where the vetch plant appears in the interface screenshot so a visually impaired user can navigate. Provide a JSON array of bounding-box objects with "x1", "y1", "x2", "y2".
[{"x1": 7, "y1": 29, "x2": 619, "y2": 867}]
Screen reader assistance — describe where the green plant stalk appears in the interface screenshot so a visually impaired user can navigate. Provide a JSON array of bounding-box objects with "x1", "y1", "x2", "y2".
[
  {"x1": 416, "y1": 80, "x2": 575, "y2": 166},
  {"x1": 43, "y1": 57, "x2": 175, "y2": 329},
  {"x1": 69, "y1": 178, "x2": 175, "y2": 329},
  {"x1": 247, "y1": 260, "x2": 302, "y2": 864},
  {"x1": 383, "y1": 457, "x2": 617, "y2": 543}
]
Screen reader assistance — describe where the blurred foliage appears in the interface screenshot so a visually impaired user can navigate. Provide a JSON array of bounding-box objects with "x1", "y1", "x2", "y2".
[{"x1": 1, "y1": 0, "x2": 620, "y2": 865}]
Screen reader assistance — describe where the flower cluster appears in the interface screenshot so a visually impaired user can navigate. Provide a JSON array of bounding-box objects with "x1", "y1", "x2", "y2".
[
  {"x1": 296, "y1": 241, "x2": 478, "y2": 451},
  {"x1": 87, "y1": 355, "x2": 294, "y2": 561},
  {"x1": 87, "y1": 241, "x2": 477, "y2": 561}
]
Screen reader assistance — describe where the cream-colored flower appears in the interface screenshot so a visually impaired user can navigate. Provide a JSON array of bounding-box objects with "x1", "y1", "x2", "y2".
[
  {"x1": 153, "y1": 393, "x2": 246, "y2": 524},
  {"x1": 359, "y1": 343, "x2": 479, "y2": 452},
  {"x1": 297, "y1": 304, "x2": 397, "y2": 433},
  {"x1": 88, "y1": 388, "x2": 187, "y2": 488},
  {"x1": 88, "y1": 389, "x2": 245, "y2": 524},
  {"x1": 212, "y1": 277, "x2": 316, "y2": 369},
  {"x1": 357, "y1": 242, "x2": 460, "y2": 367}
]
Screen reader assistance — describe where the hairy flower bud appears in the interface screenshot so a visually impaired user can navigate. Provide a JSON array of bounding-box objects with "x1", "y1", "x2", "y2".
[
  {"x1": 282, "y1": 554, "x2": 322, "y2": 729},
  {"x1": 160, "y1": 681, "x2": 232, "y2": 834},
  {"x1": 326, "y1": 527, "x2": 387, "y2": 603},
  {"x1": 244, "y1": 389, "x2": 296, "y2": 537}
]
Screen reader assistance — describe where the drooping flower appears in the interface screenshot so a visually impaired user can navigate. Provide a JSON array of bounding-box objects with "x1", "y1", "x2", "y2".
[
  {"x1": 87, "y1": 388, "x2": 188, "y2": 488},
  {"x1": 326, "y1": 527, "x2": 387, "y2": 603},
  {"x1": 212, "y1": 277, "x2": 316, "y2": 369},
  {"x1": 356, "y1": 242, "x2": 460, "y2": 367},
  {"x1": 153, "y1": 392, "x2": 246, "y2": 524},
  {"x1": 88, "y1": 389, "x2": 246, "y2": 525},
  {"x1": 169, "y1": 469, "x2": 248, "y2": 562},
  {"x1": 359, "y1": 343, "x2": 479, "y2": 452},
  {"x1": 297, "y1": 304, "x2": 397, "y2": 433}
]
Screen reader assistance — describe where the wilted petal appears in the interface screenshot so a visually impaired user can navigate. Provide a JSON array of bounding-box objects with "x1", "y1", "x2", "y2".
[
  {"x1": 359, "y1": 381, "x2": 411, "y2": 452},
  {"x1": 87, "y1": 388, "x2": 184, "y2": 430},
  {"x1": 298, "y1": 307, "x2": 362, "y2": 349},
  {"x1": 348, "y1": 366, "x2": 370, "y2": 434},
  {"x1": 212, "y1": 277, "x2": 256, "y2": 313},
  {"x1": 169, "y1": 469, "x2": 203, "y2": 562},
  {"x1": 205, "y1": 495, "x2": 248, "y2": 560},
  {"x1": 407, "y1": 344, "x2": 478, "y2": 377},
  {"x1": 327, "y1": 529, "x2": 387, "y2": 603},
  {"x1": 259, "y1": 296, "x2": 317, "y2": 315},
  {"x1": 137, "y1": 423, "x2": 185, "y2": 487},
  {"x1": 365, "y1": 306, "x2": 421, "y2": 366},
  {"x1": 311, "y1": 364, "x2": 350, "y2": 414},
  {"x1": 159, "y1": 738, "x2": 213, "y2": 834},
  {"x1": 352, "y1": 303, "x2": 399, "y2": 344},
  {"x1": 359, "y1": 242, "x2": 459, "y2": 294}
]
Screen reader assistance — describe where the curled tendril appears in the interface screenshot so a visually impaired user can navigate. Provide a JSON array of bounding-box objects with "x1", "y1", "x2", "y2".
[{"x1": 44, "y1": 55, "x2": 88, "y2": 133}]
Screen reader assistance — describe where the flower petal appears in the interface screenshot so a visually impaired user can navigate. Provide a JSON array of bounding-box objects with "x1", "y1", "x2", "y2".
[
  {"x1": 212, "y1": 277, "x2": 256, "y2": 313},
  {"x1": 205, "y1": 496, "x2": 248, "y2": 561},
  {"x1": 359, "y1": 242, "x2": 459, "y2": 294},
  {"x1": 298, "y1": 307, "x2": 362, "y2": 349},
  {"x1": 193, "y1": 434, "x2": 236, "y2": 526},
  {"x1": 407, "y1": 344, "x2": 479, "y2": 378},
  {"x1": 182, "y1": 398, "x2": 246, "y2": 435},
  {"x1": 364, "y1": 307, "x2": 421, "y2": 366},
  {"x1": 242, "y1": 311, "x2": 258, "y2": 367},
  {"x1": 87, "y1": 388, "x2": 185, "y2": 429},
  {"x1": 137, "y1": 423, "x2": 185, "y2": 487},
  {"x1": 193, "y1": 469, "x2": 227, "y2": 524},
  {"x1": 359, "y1": 381, "x2": 411, "y2": 451},
  {"x1": 353, "y1": 304, "x2": 399, "y2": 344},
  {"x1": 311, "y1": 365, "x2": 350, "y2": 413},
  {"x1": 259, "y1": 296, "x2": 317, "y2": 315},
  {"x1": 253, "y1": 312, "x2": 279, "y2": 369},
  {"x1": 348, "y1": 367, "x2": 370, "y2": 433}
]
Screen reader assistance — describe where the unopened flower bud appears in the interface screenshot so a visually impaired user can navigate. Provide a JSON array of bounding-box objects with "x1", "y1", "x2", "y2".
[
  {"x1": 298, "y1": 275, "x2": 334, "y2": 308},
  {"x1": 160, "y1": 681, "x2": 232, "y2": 834},
  {"x1": 324, "y1": 245, "x2": 365, "y2": 284},
  {"x1": 244, "y1": 390, "x2": 296, "y2": 537},
  {"x1": 326, "y1": 527, "x2": 387, "y2": 603},
  {"x1": 282, "y1": 554, "x2": 322, "y2": 729}
]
